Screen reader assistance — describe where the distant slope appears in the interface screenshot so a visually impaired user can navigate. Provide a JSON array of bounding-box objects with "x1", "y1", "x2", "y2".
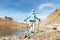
[
  {"x1": 39, "y1": 7, "x2": 60, "y2": 26},
  {"x1": 0, "y1": 17, "x2": 28, "y2": 36}
]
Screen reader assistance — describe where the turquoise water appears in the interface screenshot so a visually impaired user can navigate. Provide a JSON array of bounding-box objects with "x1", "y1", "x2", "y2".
[{"x1": 13, "y1": 29, "x2": 37, "y2": 35}]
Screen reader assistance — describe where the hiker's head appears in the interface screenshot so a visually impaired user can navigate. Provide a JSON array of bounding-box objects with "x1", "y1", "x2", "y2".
[
  {"x1": 31, "y1": 9, "x2": 35, "y2": 14},
  {"x1": 32, "y1": 9, "x2": 34, "y2": 12}
]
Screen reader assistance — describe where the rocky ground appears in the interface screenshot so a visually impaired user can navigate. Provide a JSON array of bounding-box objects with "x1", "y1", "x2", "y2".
[
  {"x1": 0, "y1": 27, "x2": 60, "y2": 40},
  {"x1": 0, "y1": 22, "x2": 60, "y2": 40}
]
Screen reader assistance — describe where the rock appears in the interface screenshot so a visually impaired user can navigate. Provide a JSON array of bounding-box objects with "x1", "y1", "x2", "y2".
[{"x1": 57, "y1": 26, "x2": 60, "y2": 32}]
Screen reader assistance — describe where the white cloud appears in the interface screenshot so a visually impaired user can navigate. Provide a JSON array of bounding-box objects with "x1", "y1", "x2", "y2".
[
  {"x1": 38, "y1": 3, "x2": 55, "y2": 10},
  {"x1": 0, "y1": 10, "x2": 28, "y2": 22},
  {"x1": 36, "y1": 13, "x2": 49, "y2": 21},
  {"x1": 36, "y1": 3, "x2": 56, "y2": 21},
  {"x1": 36, "y1": 9, "x2": 54, "y2": 21}
]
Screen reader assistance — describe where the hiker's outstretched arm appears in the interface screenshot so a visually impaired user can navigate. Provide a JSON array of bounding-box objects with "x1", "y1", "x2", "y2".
[
  {"x1": 24, "y1": 16, "x2": 30, "y2": 21},
  {"x1": 35, "y1": 16, "x2": 40, "y2": 21}
]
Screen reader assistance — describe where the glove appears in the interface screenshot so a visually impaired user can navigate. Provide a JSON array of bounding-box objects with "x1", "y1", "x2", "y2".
[
  {"x1": 39, "y1": 19, "x2": 40, "y2": 21},
  {"x1": 24, "y1": 19, "x2": 26, "y2": 21}
]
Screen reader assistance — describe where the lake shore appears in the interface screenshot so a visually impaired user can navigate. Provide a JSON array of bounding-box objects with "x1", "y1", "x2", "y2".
[{"x1": 0, "y1": 29, "x2": 60, "y2": 40}]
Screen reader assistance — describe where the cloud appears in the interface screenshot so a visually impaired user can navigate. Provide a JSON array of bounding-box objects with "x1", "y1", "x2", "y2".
[
  {"x1": 36, "y1": 3, "x2": 57, "y2": 21},
  {"x1": 36, "y1": 13, "x2": 50, "y2": 21},
  {"x1": 0, "y1": 10, "x2": 28, "y2": 22},
  {"x1": 36, "y1": 9, "x2": 55, "y2": 21},
  {"x1": 38, "y1": 3, "x2": 55, "y2": 10}
]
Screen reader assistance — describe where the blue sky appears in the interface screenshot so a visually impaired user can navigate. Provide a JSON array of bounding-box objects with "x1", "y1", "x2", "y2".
[{"x1": 0, "y1": 0, "x2": 60, "y2": 22}]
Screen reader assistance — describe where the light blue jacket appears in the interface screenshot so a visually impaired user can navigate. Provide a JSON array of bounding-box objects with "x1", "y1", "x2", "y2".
[{"x1": 25, "y1": 11, "x2": 39, "y2": 21}]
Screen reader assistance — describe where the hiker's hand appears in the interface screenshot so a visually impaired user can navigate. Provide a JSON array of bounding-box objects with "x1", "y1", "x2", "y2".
[
  {"x1": 24, "y1": 19, "x2": 26, "y2": 21},
  {"x1": 39, "y1": 19, "x2": 40, "y2": 21}
]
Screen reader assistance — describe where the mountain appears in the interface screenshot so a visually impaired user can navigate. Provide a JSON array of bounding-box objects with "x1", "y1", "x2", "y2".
[
  {"x1": 0, "y1": 17, "x2": 28, "y2": 36},
  {"x1": 39, "y1": 7, "x2": 60, "y2": 26}
]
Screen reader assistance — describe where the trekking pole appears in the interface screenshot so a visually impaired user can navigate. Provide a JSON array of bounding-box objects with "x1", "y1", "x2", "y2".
[
  {"x1": 38, "y1": 20, "x2": 40, "y2": 33},
  {"x1": 25, "y1": 21, "x2": 29, "y2": 36},
  {"x1": 38, "y1": 22, "x2": 39, "y2": 33}
]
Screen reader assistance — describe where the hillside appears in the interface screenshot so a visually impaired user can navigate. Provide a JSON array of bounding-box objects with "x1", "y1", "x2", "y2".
[
  {"x1": 39, "y1": 7, "x2": 60, "y2": 26},
  {"x1": 0, "y1": 17, "x2": 28, "y2": 36}
]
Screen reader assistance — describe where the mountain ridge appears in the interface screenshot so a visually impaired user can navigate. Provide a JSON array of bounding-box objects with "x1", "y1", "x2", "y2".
[
  {"x1": 39, "y1": 7, "x2": 60, "y2": 26},
  {"x1": 0, "y1": 17, "x2": 28, "y2": 36}
]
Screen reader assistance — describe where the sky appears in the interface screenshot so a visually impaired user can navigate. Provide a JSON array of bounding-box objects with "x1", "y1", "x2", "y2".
[{"x1": 0, "y1": 0, "x2": 60, "y2": 22}]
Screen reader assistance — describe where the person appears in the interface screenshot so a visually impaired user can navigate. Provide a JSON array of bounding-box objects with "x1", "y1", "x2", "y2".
[
  {"x1": 24, "y1": 9, "x2": 40, "y2": 22},
  {"x1": 24, "y1": 9, "x2": 40, "y2": 33}
]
